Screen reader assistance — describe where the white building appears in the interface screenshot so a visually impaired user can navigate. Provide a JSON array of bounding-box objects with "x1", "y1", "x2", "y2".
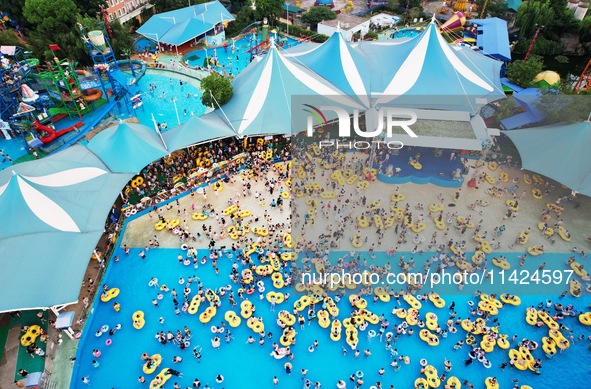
[{"x1": 317, "y1": 14, "x2": 370, "y2": 42}]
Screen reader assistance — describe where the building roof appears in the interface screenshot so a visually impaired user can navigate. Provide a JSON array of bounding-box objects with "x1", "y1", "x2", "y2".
[
  {"x1": 470, "y1": 18, "x2": 511, "y2": 61},
  {"x1": 137, "y1": 1, "x2": 234, "y2": 46},
  {"x1": 319, "y1": 14, "x2": 368, "y2": 30}
]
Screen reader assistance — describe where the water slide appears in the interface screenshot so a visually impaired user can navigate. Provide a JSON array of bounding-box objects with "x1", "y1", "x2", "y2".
[
  {"x1": 33, "y1": 120, "x2": 82, "y2": 144},
  {"x1": 116, "y1": 60, "x2": 147, "y2": 82}
]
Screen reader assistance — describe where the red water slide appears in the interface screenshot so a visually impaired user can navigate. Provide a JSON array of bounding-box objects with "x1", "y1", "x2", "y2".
[{"x1": 33, "y1": 120, "x2": 83, "y2": 144}]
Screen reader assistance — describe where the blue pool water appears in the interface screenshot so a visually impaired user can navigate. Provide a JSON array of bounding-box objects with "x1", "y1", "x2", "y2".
[
  {"x1": 131, "y1": 71, "x2": 207, "y2": 128},
  {"x1": 392, "y1": 29, "x2": 421, "y2": 39},
  {"x1": 184, "y1": 34, "x2": 300, "y2": 77},
  {"x1": 135, "y1": 37, "x2": 157, "y2": 53},
  {"x1": 72, "y1": 244, "x2": 591, "y2": 388}
]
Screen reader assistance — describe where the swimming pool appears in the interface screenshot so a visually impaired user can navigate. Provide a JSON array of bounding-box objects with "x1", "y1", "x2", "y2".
[
  {"x1": 184, "y1": 34, "x2": 300, "y2": 77},
  {"x1": 391, "y1": 29, "x2": 422, "y2": 39},
  {"x1": 72, "y1": 245, "x2": 591, "y2": 389},
  {"x1": 135, "y1": 37, "x2": 157, "y2": 53},
  {"x1": 130, "y1": 71, "x2": 207, "y2": 128}
]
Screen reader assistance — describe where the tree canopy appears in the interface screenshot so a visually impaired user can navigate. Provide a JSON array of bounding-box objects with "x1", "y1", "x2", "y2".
[
  {"x1": 301, "y1": 6, "x2": 337, "y2": 26},
  {"x1": 253, "y1": 0, "x2": 284, "y2": 24},
  {"x1": 506, "y1": 58, "x2": 544, "y2": 88},
  {"x1": 515, "y1": 0, "x2": 578, "y2": 41},
  {"x1": 201, "y1": 73, "x2": 234, "y2": 108}
]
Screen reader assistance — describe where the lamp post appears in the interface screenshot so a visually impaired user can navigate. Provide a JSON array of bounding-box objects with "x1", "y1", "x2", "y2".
[{"x1": 171, "y1": 97, "x2": 181, "y2": 125}]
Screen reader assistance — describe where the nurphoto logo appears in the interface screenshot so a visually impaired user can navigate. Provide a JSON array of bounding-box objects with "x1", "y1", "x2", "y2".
[{"x1": 304, "y1": 105, "x2": 419, "y2": 150}]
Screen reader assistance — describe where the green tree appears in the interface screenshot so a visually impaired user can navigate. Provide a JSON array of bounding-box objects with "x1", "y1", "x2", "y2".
[
  {"x1": 506, "y1": 57, "x2": 544, "y2": 88},
  {"x1": 150, "y1": 0, "x2": 185, "y2": 13},
  {"x1": 72, "y1": 0, "x2": 106, "y2": 17},
  {"x1": 1, "y1": 0, "x2": 31, "y2": 30},
  {"x1": 0, "y1": 30, "x2": 27, "y2": 48},
  {"x1": 515, "y1": 0, "x2": 577, "y2": 41},
  {"x1": 201, "y1": 73, "x2": 233, "y2": 108},
  {"x1": 475, "y1": 0, "x2": 508, "y2": 18},
  {"x1": 301, "y1": 6, "x2": 337, "y2": 30},
  {"x1": 580, "y1": 15, "x2": 591, "y2": 42},
  {"x1": 493, "y1": 97, "x2": 517, "y2": 122},
  {"x1": 24, "y1": 0, "x2": 82, "y2": 61},
  {"x1": 225, "y1": 6, "x2": 256, "y2": 36},
  {"x1": 535, "y1": 91, "x2": 591, "y2": 123},
  {"x1": 253, "y1": 0, "x2": 284, "y2": 24}
]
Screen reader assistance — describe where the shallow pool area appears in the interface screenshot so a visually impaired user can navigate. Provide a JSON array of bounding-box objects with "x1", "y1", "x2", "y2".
[
  {"x1": 135, "y1": 37, "x2": 157, "y2": 53},
  {"x1": 129, "y1": 70, "x2": 207, "y2": 128},
  {"x1": 392, "y1": 29, "x2": 422, "y2": 39},
  {"x1": 72, "y1": 244, "x2": 591, "y2": 389},
  {"x1": 184, "y1": 34, "x2": 300, "y2": 77}
]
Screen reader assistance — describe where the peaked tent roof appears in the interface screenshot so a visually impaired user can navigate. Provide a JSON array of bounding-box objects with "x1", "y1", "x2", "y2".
[
  {"x1": 0, "y1": 145, "x2": 133, "y2": 312},
  {"x1": 162, "y1": 113, "x2": 236, "y2": 151},
  {"x1": 372, "y1": 21, "x2": 505, "y2": 112},
  {"x1": 284, "y1": 32, "x2": 372, "y2": 108},
  {"x1": 87, "y1": 122, "x2": 169, "y2": 173},
  {"x1": 219, "y1": 46, "x2": 363, "y2": 136},
  {"x1": 504, "y1": 122, "x2": 591, "y2": 197},
  {"x1": 137, "y1": 1, "x2": 234, "y2": 46}
]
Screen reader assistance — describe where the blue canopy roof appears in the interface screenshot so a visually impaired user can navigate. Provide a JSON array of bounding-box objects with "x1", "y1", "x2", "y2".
[
  {"x1": 137, "y1": 1, "x2": 234, "y2": 46},
  {"x1": 220, "y1": 45, "x2": 362, "y2": 136},
  {"x1": 504, "y1": 122, "x2": 591, "y2": 197},
  {"x1": 285, "y1": 32, "x2": 372, "y2": 108},
  {"x1": 0, "y1": 145, "x2": 133, "y2": 312},
  {"x1": 470, "y1": 18, "x2": 511, "y2": 62},
  {"x1": 87, "y1": 122, "x2": 169, "y2": 173},
  {"x1": 348, "y1": 21, "x2": 504, "y2": 113},
  {"x1": 162, "y1": 113, "x2": 236, "y2": 151}
]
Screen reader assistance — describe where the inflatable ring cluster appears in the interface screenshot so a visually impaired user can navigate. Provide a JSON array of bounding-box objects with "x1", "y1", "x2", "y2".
[
  {"x1": 351, "y1": 234, "x2": 364, "y2": 248},
  {"x1": 187, "y1": 295, "x2": 201, "y2": 315},
  {"x1": 223, "y1": 204, "x2": 238, "y2": 216},
  {"x1": 133, "y1": 311, "x2": 145, "y2": 329},
  {"x1": 391, "y1": 193, "x2": 406, "y2": 202},
  {"x1": 578, "y1": 312, "x2": 591, "y2": 326},
  {"x1": 224, "y1": 310, "x2": 242, "y2": 327},
  {"x1": 101, "y1": 288, "x2": 120, "y2": 302},
  {"x1": 330, "y1": 319, "x2": 342, "y2": 341},
  {"x1": 423, "y1": 365, "x2": 440, "y2": 387},
  {"x1": 428, "y1": 203, "x2": 443, "y2": 212},
  {"x1": 192, "y1": 212, "x2": 208, "y2": 221},
  {"x1": 143, "y1": 354, "x2": 162, "y2": 374},
  {"x1": 247, "y1": 316, "x2": 265, "y2": 334},
  {"x1": 428, "y1": 292, "x2": 445, "y2": 308},
  {"x1": 492, "y1": 257, "x2": 510, "y2": 270},
  {"x1": 266, "y1": 291, "x2": 285, "y2": 304},
  {"x1": 525, "y1": 307, "x2": 538, "y2": 326},
  {"x1": 154, "y1": 220, "x2": 167, "y2": 231},
  {"x1": 278, "y1": 310, "x2": 296, "y2": 326},
  {"x1": 403, "y1": 293, "x2": 422, "y2": 310},
  {"x1": 131, "y1": 176, "x2": 144, "y2": 188},
  {"x1": 240, "y1": 300, "x2": 254, "y2": 318},
  {"x1": 500, "y1": 293, "x2": 521, "y2": 306},
  {"x1": 425, "y1": 313, "x2": 438, "y2": 331},
  {"x1": 199, "y1": 306, "x2": 217, "y2": 324},
  {"x1": 374, "y1": 287, "x2": 390, "y2": 303},
  {"x1": 149, "y1": 368, "x2": 172, "y2": 389},
  {"x1": 20, "y1": 325, "x2": 42, "y2": 347}
]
